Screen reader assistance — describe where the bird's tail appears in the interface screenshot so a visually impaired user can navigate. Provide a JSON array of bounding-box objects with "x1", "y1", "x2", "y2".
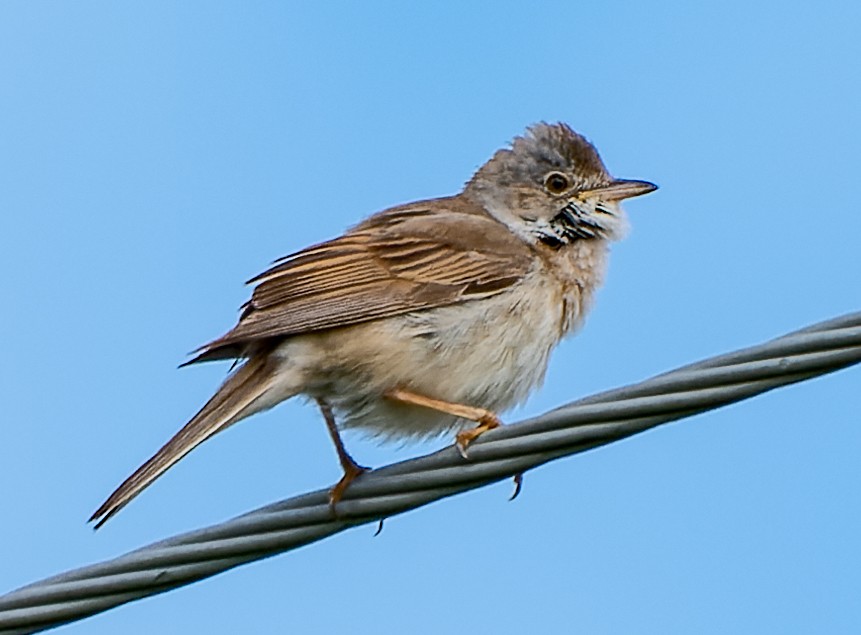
[{"x1": 90, "y1": 354, "x2": 279, "y2": 528}]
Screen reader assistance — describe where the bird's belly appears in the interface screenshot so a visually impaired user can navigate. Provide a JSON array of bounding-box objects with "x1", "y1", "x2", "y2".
[{"x1": 290, "y1": 275, "x2": 569, "y2": 441}]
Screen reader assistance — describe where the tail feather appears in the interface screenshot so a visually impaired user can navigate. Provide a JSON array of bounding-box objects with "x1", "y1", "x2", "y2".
[{"x1": 90, "y1": 354, "x2": 277, "y2": 529}]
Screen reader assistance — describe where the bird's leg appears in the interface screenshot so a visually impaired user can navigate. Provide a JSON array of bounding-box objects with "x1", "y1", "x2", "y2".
[
  {"x1": 316, "y1": 398, "x2": 368, "y2": 512},
  {"x1": 384, "y1": 388, "x2": 524, "y2": 494},
  {"x1": 384, "y1": 388, "x2": 502, "y2": 458},
  {"x1": 384, "y1": 388, "x2": 524, "y2": 498}
]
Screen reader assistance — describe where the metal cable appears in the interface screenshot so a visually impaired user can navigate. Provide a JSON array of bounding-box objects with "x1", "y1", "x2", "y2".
[{"x1": 1, "y1": 311, "x2": 860, "y2": 634}]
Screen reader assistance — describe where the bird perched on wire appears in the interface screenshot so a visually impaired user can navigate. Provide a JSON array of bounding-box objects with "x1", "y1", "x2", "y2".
[{"x1": 90, "y1": 122, "x2": 656, "y2": 528}]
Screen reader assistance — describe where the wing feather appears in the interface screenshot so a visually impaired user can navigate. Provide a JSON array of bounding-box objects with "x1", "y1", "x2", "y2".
[{"x1": 189, "y1": 201, "x2": 535, "y2": 363}]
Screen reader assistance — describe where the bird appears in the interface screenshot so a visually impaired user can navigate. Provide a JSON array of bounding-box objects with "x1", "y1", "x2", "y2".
[{"x1": 90, "y1": 122, "x2": 656, "y2": 528}]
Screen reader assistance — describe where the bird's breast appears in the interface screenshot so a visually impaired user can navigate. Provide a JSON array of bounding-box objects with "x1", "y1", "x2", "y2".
[
  {"x1": 277, "y1": 247, "x2": 608, "y2": 441},
  {"x1": 541, "y1": 238, "x2": 609, "y2": 336}
]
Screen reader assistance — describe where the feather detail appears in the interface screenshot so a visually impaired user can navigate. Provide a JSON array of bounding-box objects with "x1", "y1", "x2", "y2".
[
  {"x1": 187, "y1": 198, "x2": 535, "y2": 364},
  {"x1": 90, "y1": 353, "x2": 282, "y2": 527}
]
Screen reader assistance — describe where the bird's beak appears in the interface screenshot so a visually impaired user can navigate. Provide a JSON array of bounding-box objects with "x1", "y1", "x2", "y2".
[{"x1": 580, "y1": 179, "x2": 658, "y2": 202}]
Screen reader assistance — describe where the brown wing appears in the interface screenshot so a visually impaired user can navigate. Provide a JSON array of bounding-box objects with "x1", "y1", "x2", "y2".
[{"x1": 188, "y1": 200, "x2": 535, "y2": 363}]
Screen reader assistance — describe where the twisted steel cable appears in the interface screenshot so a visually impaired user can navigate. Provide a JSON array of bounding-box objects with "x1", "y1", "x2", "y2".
[{"x1": 1, "y1": 311, "x2": 860, "y2": 634}]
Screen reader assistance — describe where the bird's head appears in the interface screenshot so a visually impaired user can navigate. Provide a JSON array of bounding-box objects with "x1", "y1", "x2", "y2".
[{"x1": 465, "y1": 122, "x2": 656, "y2": 246}]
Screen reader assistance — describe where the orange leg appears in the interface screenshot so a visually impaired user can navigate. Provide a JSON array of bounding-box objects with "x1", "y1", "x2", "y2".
[
  {"x1": 316, "y1": 398, "x2": 368, "y2": 512},
  {"x1": 384, "y1": 388, "x2": 502, "y2": 458},
  {"x1": 385, "y1": 389, "x2": 524, "y2": 496}
]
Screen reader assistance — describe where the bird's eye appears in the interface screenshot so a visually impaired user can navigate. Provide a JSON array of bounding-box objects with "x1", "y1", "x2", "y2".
[{"x1": 544, "y1": 172, "x2": 570, "y2": 194}]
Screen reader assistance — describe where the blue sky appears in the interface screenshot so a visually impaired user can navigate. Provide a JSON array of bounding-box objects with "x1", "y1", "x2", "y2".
[{"x1": 1, "y1": 2, "x2": 860, "y2": 633}]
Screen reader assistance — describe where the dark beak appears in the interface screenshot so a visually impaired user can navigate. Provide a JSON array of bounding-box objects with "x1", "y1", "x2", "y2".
[{"x1": 582, "y1": 179, "x2": 658, "y2": 202}]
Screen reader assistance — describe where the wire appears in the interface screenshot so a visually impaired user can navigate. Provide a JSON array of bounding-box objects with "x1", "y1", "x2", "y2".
[{"x1": 1, "y1": 311, "x2": 860, "y2": 634}]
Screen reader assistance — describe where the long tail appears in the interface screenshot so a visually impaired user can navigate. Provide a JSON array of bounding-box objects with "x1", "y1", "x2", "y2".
[{"x1": 90, "y1": 354, "x2": 279, "y2": 529}]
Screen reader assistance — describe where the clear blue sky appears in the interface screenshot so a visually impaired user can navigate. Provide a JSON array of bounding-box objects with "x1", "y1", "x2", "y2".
[{"x1": 2, "y1": 2, "x2": 860, "y2": 633}]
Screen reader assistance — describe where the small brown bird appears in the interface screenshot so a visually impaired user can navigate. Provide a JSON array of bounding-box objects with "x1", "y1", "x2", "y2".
[{"x1": 90, "y1": 122, "x2": 656, "y2": 528}]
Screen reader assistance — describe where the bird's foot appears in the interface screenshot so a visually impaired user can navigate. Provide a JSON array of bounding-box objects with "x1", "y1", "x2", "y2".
[
  {"x1": 455, "y1": 412, "x2": 502, "y2": 459},
  {"x1": 510, "y1": 472, "x2": 524, "y2": 500},
  {"x1": 328, "y1": 460, "x2": 369, "y2": 515}
]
